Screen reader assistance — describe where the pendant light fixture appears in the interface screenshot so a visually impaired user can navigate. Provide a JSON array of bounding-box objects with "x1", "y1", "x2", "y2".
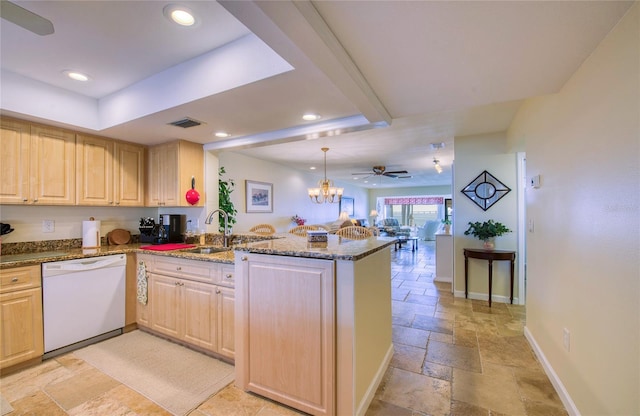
[
  {"x1": 433, "y1": 158, "x2": 443, "y2": 174},
  {"x1": 308, "y1": 147, "x2": 343, "y2": 204}
]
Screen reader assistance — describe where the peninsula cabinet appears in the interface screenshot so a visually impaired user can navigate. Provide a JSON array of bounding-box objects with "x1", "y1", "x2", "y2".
[
  {"x1": 136, "y1": 254, "x2": 235, "y2": 360},
  {"x1": 0, "y1": 265, "x2": 44, "y2": 372},
  {"x1": 0, "y1": 118, "x2": 75, "y2": 205},
  {"x1": 146, "y1": 140, "x2": 205, "y2": 207},
  {"x1": 76, "y1": 134, "x2": 145, "y2": 206},
  {"x1": 235, "y1": 246, "x2": 394, "y2": 416}
]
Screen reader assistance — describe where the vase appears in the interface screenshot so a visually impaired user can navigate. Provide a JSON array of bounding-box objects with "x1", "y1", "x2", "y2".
[
  {"x1": 443, "y1": 224, "x2": 451, "y2": 234},
  {"x1": 482, "y1": 238, "x2": 495, "y2": 250}
]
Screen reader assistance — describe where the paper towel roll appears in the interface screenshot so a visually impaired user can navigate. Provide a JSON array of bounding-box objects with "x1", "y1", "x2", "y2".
[{"x1": 82, "y1": 220, "x2": 101, "y2": 248}]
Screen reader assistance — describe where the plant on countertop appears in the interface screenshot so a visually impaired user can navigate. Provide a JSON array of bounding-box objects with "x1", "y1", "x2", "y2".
[
  {"x1": 464, "y1": 219, "x2": 511, "y2": 241},
  {"x1": 218, "y1": 167, "x2": 237, "y2": 233},
  {"x1": 441, "y1": 219, "x2": 452, "y2": 225},
  {"x1": 291, "y1": 215, "x2": 306, "y2": 226}
]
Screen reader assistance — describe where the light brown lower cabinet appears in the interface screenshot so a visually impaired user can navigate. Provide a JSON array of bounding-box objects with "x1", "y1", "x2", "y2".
[
  {"x1": 0, "y1": 265, "x2": 44, "y2": 371},
  {"x1": 236, "y1": 254, "x2": 335, "y2": 416},
  {"x1": 136, "y1": 254, "x2": 234, "y2": 360},
  {"x1": 235, "y1": 248, "x2": 394, "y2": 416}
]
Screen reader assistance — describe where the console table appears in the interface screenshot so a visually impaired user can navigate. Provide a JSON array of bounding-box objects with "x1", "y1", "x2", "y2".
[{"x1": 463, "y1": 248, "x2": 516, "y2": 307}]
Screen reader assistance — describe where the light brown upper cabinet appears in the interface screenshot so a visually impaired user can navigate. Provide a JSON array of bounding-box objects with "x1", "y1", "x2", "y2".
[
  {"x1": 0, "y1": 118, "x2": 75, "y2": 205},
  {"x1": 76, "y1": 134, "x2": 145, "y2": 206},
  {"x1": 146, "y1": 140, "x2": 204, "y2": 207}
]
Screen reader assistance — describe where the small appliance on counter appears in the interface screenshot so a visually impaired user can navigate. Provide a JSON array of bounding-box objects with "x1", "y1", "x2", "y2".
[
  {"x1": 139, "y1": 215, "x2": 186, "y2": 244},
  {"x1": 162, "y1": 214, "x2": 187, "y2": 243}
]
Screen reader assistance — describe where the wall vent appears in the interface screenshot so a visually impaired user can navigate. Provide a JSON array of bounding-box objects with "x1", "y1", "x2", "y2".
[{"x1": 168, "y1": 117, "x2": 203, "y2": 128}]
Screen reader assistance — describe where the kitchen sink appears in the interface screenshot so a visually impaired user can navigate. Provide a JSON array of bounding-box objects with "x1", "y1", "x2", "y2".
[{"x1": 183, "y1": 246, "x2": 231, "y2": 254}]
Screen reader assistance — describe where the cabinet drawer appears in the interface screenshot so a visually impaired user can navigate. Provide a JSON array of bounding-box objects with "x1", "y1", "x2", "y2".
[
  {"x1": 0, "y1": 265, "x2": 41, "y2": 294},
  {"x1": 218, "y1": 265, "x2": 235, "y2": 288},
  {"x1": 150, "y1": 257, "x2": 213, "y2": 283}
]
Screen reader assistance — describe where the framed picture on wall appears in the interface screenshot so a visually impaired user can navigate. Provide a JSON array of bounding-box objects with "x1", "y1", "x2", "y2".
[
  {"x1": 245, "y1": 180, "x2": 273, "y2": 213},
  {"x1": 339, "y1": 196, "x2": 354, "y2": 217}
]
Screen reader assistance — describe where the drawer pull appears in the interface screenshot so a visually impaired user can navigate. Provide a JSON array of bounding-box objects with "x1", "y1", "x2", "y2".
[
  {"x1": 176, "y1": 266, "x2": 182, "y2": 271},
  {"x1": 11, "y1": 277, "x2": 19, "y2": 283},
  {"x1": 215, "y1": 288, "x2": 220, "y2": 294},
  {"x1": 225, "y1": 274, "x2": 233, "y2": 279},
  {"x1": 241, "y1": 256, "x2": 248, "y2": 261}
]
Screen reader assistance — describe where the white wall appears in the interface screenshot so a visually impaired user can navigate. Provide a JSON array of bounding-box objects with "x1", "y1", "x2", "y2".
[
  {"x1": 0, "y1": 205, "x2": 158, "y2": 243},
  {"x1": 453, "y1": 132, "x2": 519, "y2": 302},
  {"x1": 218, "y1": 151, "x2": 369, "y2": 232},
  {"x1": 507, "y1": 4, "x2": 639, "y2": 414}
]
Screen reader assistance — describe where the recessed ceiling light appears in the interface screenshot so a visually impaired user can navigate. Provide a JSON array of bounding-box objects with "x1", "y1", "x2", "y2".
[
  {"x1": 214, "y1": 131, "x2": 231, "y2": 138},
  {"x1": 163, "y1": 4, "x2": 196, "y2": 26},
  {"x1": 302, "y1": 113, "x2": 321, "y2": 121},
  {"x1": 63, "y1": 70, "x2": 90, "y2": 82},
  {"x1": 310, "y1": 166, "x2": 317, "y2": 170}
]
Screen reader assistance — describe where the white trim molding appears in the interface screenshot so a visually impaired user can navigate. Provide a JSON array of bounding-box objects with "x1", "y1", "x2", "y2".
[{"x1": 524, "y1": 327, "x2": 580, "y2": 416}]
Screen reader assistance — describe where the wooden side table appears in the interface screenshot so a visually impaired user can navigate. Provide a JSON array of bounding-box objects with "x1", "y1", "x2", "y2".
[{"x1": 463, "y1": 248, "x2": 516, "y2": 307}]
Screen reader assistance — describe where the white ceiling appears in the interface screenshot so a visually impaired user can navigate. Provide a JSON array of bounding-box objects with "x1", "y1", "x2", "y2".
[{"x1": 0, "y1": 0, "x2": 633, "y2": 188}]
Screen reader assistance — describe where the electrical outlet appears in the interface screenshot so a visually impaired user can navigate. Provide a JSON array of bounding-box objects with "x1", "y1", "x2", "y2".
[
  {"x1": 42, "y1": 220, "x2": 55, "y2": 233},
  {"x1": 563, "y1": 328, "x2": 570, "y2": 352}
]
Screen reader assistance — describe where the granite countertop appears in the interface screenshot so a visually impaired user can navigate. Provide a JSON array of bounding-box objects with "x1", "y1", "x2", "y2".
[
  {"x1": 234, "y1": 233, "x2": 397, "y2": 261},
  {"x1": 0, "y1": 234, "x2": 396, "y2": 269}
]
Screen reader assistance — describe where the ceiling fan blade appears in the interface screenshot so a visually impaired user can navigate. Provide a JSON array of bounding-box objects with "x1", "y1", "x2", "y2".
[
  {"x1": 1, "y1": 0, "x2": 54, "y2": 36},
  {"x1": 351, "y1": 172, "x2": 373, "y2": 175},
  {"x1": 384, "y1": 170, "x2": 409, "y2": 175}
]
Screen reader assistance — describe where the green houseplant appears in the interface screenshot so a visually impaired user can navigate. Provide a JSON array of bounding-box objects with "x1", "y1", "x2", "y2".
[
  {"x1": 464, "y1": 219, "x2": 511, "y2": 249},
  {"x1": 218, "y1": 167, "x2": 237, "y2": 233}
]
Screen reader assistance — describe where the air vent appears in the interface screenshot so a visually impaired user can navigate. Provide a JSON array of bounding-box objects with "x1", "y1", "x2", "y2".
[{"x1": 168, "y1": 117, "x2": 203, "y2": 129}]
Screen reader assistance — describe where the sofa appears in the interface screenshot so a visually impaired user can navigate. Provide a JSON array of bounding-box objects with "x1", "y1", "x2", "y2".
[{"x1": 381, "y1": 218, "x2": 411, "y2": 237}]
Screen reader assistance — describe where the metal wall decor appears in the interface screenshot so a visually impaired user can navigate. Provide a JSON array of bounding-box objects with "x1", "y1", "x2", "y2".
[{"x1": 461, "y1": 170, "x2": 511, "y2": 211}]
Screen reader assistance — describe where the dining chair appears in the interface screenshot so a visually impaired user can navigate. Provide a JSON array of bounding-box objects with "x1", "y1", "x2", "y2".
[
  {"x1": 367, "y1": 226, "x2": 380, "y2": 236},
  {"x1": 288, "y1": 225, "x2": 319, "y2": 236},
  {"x1": 335, "y1": 226, "x2": 373, "y2": 240},
  {"x1": 249, "y1": 224, "x2": 276, "y2": 236}
]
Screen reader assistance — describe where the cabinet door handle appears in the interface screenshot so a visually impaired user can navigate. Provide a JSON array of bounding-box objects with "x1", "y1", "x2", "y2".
[
  {"x1": 176, "y1": 266, "x2": 182, "y2": 271},
  {"x1": 23, "y1": 198, "x2": 28, "y2": 202},
  {"x1": 33, "y1": 198, "x2": 38, "y2": 202},
  {"x1": 11, "y1": 277, "x2": 18, "y2": 282},
  {"x1": 225, "y1": 274, "x2": 233, "y2": 279},
  {"x1": 109, "y1": 201, "x2": 113, "y2": 204},
  {"x1": 215, "y1": 288, "x2": 220, "y2": 294},
  {"x1": 241, "y1": 256, "x2": 248, "y2": 261}
]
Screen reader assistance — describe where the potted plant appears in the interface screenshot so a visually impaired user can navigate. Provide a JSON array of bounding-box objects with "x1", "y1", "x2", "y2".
[
  {"x1": 218, "y1": 167, "x2": 237, "y2": 233},
  {"x1": 464, "y1": 219, "x2": 511, "y2": 249},
  {"x1": 441, "y1": 219, "x2": 451, "y2": 234}
]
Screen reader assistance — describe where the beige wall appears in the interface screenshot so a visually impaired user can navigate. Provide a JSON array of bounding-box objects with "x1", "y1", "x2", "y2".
[
  {"x1": 218, "y1": 151, "x2": 370, "y2": 232},
  {"x1": 507, "y1": 4, "x2": 639, "y2": 414},
  {"x1": 453, "y1": 132, "x2": 519, "y2": 302}
]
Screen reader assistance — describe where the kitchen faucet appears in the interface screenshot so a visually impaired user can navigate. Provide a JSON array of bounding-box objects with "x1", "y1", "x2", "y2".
[{"x1": 205, "y1": 209, "x2": 231, "y2": 247}]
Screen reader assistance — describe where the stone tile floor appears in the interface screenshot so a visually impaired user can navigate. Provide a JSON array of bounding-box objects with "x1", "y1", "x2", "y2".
[{"x1": 0, "y1": 241, "x2": 567, "y2": 415}]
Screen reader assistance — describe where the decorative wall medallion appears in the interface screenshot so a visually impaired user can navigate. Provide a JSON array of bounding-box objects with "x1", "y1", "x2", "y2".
[{"x1": 461, "y1": 170, "x2": 511, "y2": 211}]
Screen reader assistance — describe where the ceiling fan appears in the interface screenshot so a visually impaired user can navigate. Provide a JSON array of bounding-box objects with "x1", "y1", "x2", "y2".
[
  {"x1": 1, "y1": 0, "x2": 54, "y2": 36},
  {"x1": 352, "y1": 166, "x2": 412, "y2": 179}
]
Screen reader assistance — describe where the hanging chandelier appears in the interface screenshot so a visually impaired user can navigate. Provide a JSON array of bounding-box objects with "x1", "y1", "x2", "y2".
[{"x1": 308, "y1": 147, "x2": 343, "y2": 204}]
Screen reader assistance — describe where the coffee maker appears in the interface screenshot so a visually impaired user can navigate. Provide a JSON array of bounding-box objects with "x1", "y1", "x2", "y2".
[{"x1": 162, "y1": 214, "x2": 187, "y2": 243}]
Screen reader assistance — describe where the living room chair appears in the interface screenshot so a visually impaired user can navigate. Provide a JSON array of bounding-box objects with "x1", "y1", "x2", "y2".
[
  {"x1": 288, "y1": 225, "x2": 319, "y2": 236},
  {"x1": 335, "y1": 226, "x2": 373, "y2": 240},
  {"x1": 249, "y1": 224, "x2": 276, "y2": 236}
]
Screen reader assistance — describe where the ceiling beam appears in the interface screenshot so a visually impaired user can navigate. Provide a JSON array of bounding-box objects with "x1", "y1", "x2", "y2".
[{"x1": 219, "y1": 0, "x2": 392, "y2": 126}]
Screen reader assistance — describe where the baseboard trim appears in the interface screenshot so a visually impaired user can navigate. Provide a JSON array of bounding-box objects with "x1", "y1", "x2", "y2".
[
  {"x1": 355, "y1": 343, "x2": 394, "y2": 416},
  {"x1": 434, "y1": 276, "x2": 452, "y2": 283},
  {"x1": 524, "y1": 327, "x2": 580, "y2": 416},
  {"x1": 453, "y1": 290, "x2": 519, "y2": 305}
]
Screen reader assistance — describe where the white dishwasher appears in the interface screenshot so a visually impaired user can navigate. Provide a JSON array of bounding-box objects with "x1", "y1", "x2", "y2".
[{"x1": 42, "y1": 254, "x2": 126, "y2": 358}]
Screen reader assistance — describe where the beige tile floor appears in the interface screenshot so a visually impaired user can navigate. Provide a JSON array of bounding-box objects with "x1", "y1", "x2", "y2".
[{"x1": 0, "y1": 241, "x2": 567, "y2": 416}]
